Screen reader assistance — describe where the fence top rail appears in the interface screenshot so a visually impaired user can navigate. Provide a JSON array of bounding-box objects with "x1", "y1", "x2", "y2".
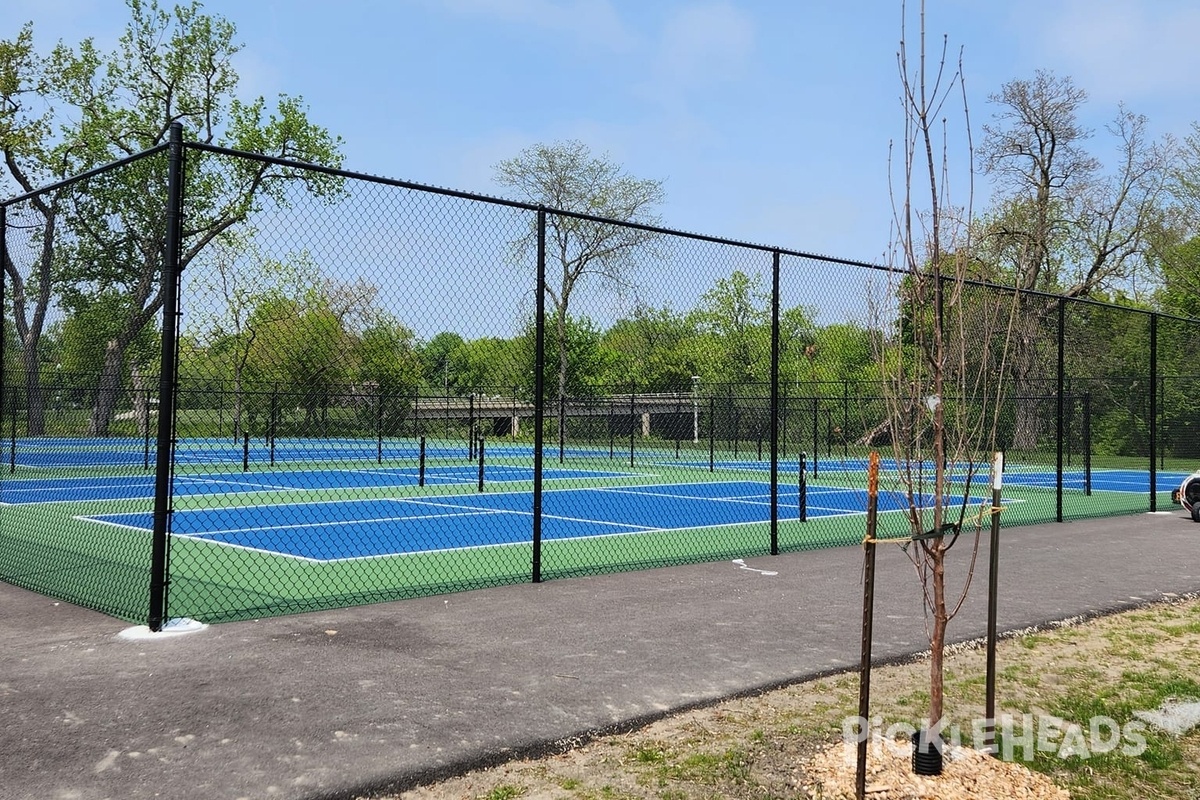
[
  {"x1": 0, "y1": 144, "x2": 170, "y2": 210},
  {"x1": 175, "y1": 142, "x2": 1200, "y2": 328},
  {"x1": 180, "y1": 140, "x2": 870, "y2": 265},
  {"x1": 5, "y1": 135, "x2": 1200, "y2": 327}
]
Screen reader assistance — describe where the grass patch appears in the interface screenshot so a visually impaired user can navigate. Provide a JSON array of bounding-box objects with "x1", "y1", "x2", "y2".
[{"x1": 380, "y1": 599, "x2": 1200, "y2": 800}]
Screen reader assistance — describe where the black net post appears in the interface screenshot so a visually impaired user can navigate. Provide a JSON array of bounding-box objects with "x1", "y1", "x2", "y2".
[
  {"x1": 418, "y1": 435, "x2": 426, "y2": 487},
  {"x1": 477, "y1": 436, "x2": 485, "y2": 492},
  {"x1": 799, "y1": 451, "x2": 808, "y2": 522},
  {"x1": 148, "y1": 122, "x2": 184, "y2": 633},
  {"x1": 469, "y1": 392, "x2": 476, "y2": 461}
]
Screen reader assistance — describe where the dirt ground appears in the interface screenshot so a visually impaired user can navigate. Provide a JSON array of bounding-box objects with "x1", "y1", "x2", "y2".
[{"x1": 369, "y1": 598, "x2": 1200, "y2": 800}]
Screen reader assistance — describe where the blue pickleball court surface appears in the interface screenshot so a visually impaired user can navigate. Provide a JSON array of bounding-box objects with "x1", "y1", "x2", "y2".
[
  {"x1": 994, "y1": 468, "x2": 1190, "y2": 493},
  {"x1": 81, "y1": 481, "x2": 943, "y2": 562},
  {"x1": 4, "y1": 437, "x2": 621, "y2": 469},
  {"x1": 0, "y1": 465, "x2": 628, "y2": 505}
]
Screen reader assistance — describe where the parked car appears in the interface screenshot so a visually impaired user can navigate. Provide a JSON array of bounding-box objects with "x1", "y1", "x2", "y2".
[{"x1": 1171, "y1": 471, "x2": 1200, "y2": 522}]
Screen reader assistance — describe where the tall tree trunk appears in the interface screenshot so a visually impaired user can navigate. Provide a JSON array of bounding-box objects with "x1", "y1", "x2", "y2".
[
  {"x1": 19, "y1": 346, "x2": 46, "y2": 437},
  {"x1": 89, "y1": 340, "x2": 126, "y2": 437},
  {"x1": 1008, "y1": 300, "x2": 1051, "y2": 451}
]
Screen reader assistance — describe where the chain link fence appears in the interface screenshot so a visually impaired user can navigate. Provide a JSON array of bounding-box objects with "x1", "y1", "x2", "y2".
[{"x1": 4, "y1": 127, "x2": 1200, "y2": 625}]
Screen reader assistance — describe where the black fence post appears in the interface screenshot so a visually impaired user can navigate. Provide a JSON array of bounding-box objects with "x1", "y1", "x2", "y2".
[
  {"x1": 148, "y1": 122, "x2": 185, "y2": 633},
  {"x1": 0, "y1": 205, "x2": 6, "y2": 467},
  {"x1": 769, "y1": 250, "x2": 780, "y2": 556},
  {"x1": 1084, "y1": 391, "x2": 1093, "y2": 496},
  {"x1": 531, "y1": 207, "x2": 546, "y2": 584},
  {"x1": 1149, "y1": 313, "x2": 1158, "y2": 512},
  {"x1": 1056, "y1": 297, "x2": 1065, "y2": 523}
]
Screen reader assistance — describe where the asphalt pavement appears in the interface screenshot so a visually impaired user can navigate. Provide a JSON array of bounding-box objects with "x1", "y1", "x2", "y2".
[{"x1": 2, "y1": 509, "x2": 1198, "y2": 800}]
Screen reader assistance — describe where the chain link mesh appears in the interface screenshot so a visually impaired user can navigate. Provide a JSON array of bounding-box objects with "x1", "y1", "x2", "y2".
[{"x1": 2, "y1": 143, "x2": 1198, "y2": 623}]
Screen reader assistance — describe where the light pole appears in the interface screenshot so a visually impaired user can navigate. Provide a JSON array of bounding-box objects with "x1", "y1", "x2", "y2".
[{"x1": 691, "y1": 375, "x2": 700, "y2": 444}]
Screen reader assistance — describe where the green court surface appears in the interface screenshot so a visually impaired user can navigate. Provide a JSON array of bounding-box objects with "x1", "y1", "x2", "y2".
[{"x1": 0, "y1": 439, "x2": 1174, "y2": 624}]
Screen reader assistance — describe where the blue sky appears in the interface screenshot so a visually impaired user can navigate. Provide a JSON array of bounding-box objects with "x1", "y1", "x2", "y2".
[{"x1": 5, "y1": 0, "x2": 1200, "y2": 269}]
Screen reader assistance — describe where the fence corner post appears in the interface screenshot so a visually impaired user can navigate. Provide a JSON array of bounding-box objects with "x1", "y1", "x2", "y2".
[{"x1": 148, "y1": 122, "x2": 185, "y2": 632}]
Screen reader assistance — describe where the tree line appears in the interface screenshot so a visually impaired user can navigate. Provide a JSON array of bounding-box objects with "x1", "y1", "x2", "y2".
[{"x1": 3, "y1": 2, "x2": 1200, "y2": 458}]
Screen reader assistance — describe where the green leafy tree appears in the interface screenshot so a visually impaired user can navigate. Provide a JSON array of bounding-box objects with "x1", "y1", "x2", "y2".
[
  {"x1": 453, "y1": 337, "x2": 526, "y2": 394},
  {"x1": 0, "y1": 24, "x2": 66, "y2": 434},
  {"x1": 188, "y1": 237, "x2": 321, "y2": 439},
  {"x1": 420, "y1": 331, "x2": 467, "y2": 392},
  {"x1": 1155, "y1": 236, "x2": 1200, "y2": 319},
  {"x1": 243, "y1": 293, "x2": 354, "y2": 432},
  {"x1": 688, "y1": 270, "x2": 772, "y2": 388},
  {"x1": 599, "y1": 304, "x2": 698, "y2": 391},
  {"x1": 516, "y1": 314, "x2": 609, "y2": 401},
  {"x1": 494, "y1": 140, "x2": 665, "y2": 407},
  {"x1": 355, "y1": 315, "x2": 423, "y2": 435},
  {"x1": 1, "y1": 0, "x2": 344, "y2": 435},
  {"x1": 56, "y1": 290, "x2": 160, "y2": 434},
  {"x1": 977, "y1": 71, "x2": 1172, "y2": 449}
]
